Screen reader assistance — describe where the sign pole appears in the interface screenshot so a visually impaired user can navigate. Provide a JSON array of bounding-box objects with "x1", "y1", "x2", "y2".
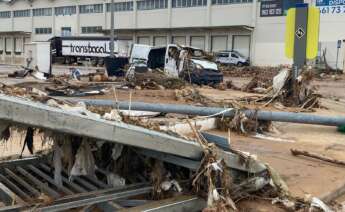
[{"x1": 292, "y1": 3, "x2": 309, "y2": 102}]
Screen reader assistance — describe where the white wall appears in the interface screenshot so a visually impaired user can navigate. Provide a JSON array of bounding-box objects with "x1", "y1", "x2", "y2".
[
  {"x1": 253, "y1": 2, "x2": 345, "y2": 68},
  {"x1": 252, "y1": 13, "x2": 291, "y2": 66},
  {"x1": 210, "y1": 4, "x2": 252, "y2": 26}
]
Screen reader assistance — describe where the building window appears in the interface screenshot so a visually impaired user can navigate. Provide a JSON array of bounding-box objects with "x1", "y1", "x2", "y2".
[
  {"x1": 211, "y1": 0, "x2": 252, "y2": 5},
  {"x1": 81, "y1": 26, "x2": 102, "y2": 34},
  {"x1": 14, "y1": 38, "x2": 23, "y2": 54},
  {"x1": 106, "y1": 2, "x2": 134, "y2": 12},
  {"x1": 172, "y1": 0, "x2": 207, "y2": 8},
  {"x1": 137, "y1": 0, "x2": 168, "y2": 10},
  {"x1": 137, "y1": 36, "x2": 150, "y2": 45},
  {"x1": 5, "y1": 37, "x2": 12, "y2": 54},
  {"x1": 80, "y1": 4, "x2": 103, "y2": 14},
  {"x1": 13, "y1": 9, "x2": 31, "y2": 17},
  {"x1": 35, "y1": 28, "x2": 52, "y2": 34},
  {"x1": 33, "y1": 8, "x2": 52, "y2": 16},
  {"x1": 190, "y1": 36, "x2": 205, "y2": 50},
  {"x1": 0, "y1": 11, "x2": 11, "y2": 18},
  {"x1": 172, "y1": 36, "x2": 186, "y2": 45},
  {"x1": 61, "y1": 27, "x2": 72, "y2": 36},
  {"x1": 0, "y1": 37, "x2": 3, "y2": 54},
  {"x1": 55, "y1": 6, "x2": 76, "y2": 16}
]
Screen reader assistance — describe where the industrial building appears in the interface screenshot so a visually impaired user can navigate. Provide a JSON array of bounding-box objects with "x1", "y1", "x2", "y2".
[{"x1": 0, "y1": 0, "x2": 344, "y2": 68}]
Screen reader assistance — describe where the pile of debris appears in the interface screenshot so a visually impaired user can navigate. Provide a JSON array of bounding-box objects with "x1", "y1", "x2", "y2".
[
  {"x1": 125, "y1": 69, "x2": 186, "y2": 90},
  {"x1": 220, "y1": 65, "x2": 281, "y2": 78},
  {"x1": 259, "y1": 68, "x2": 321, "y2": 109},
  {"x1": 0, "y1": 90, "x2": 338, "y2": 211}
]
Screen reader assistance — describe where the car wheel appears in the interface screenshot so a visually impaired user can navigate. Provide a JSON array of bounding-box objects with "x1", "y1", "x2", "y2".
[{"x1": 237, "y1": 62, "x2": 243, "y2": 67}]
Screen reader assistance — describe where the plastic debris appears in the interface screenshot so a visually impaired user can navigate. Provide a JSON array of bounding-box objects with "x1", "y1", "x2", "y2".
[
  {"x1": 70, "y1": 140, "x2": 95, "y2": 178},
  {"x1": 106, "y1": 173, "x2": 126, "y2": 187},
  {"x1": 310, "y1": 197, "x2": 333, "y2": 212}
]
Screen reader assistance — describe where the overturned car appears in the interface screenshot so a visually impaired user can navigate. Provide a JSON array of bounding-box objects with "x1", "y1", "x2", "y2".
[{"x1": 126, "y1": 44, "x2": 223, "y2": 85}]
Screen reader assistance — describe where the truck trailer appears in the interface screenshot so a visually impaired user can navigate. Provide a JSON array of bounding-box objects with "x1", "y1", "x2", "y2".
[{"x1": 50, "y1": 36, "x2": 132, "y2": 66}]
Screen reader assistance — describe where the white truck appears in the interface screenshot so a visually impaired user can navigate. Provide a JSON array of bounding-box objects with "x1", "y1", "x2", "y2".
[
  {"x1": 127, "y1": 44, "x2": 223, "y2": 84},
  {"x1": 50, "y1": 36, "x2": 132, "y2": 66},
  {"x1": 215, "y1": 50, "x2": 249, "y2": 66}
]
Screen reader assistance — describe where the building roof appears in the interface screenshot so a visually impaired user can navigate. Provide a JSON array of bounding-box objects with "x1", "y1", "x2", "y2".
[{"x1": 0, "y1": 31, "x2": 31, "y2": 35}]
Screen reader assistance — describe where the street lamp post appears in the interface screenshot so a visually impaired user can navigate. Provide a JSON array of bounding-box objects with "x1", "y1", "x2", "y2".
[{"x1": 109, "y1": 0, "x2": 115, "y2": 58}]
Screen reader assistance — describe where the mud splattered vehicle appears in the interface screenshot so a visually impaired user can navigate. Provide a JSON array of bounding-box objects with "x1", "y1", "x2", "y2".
[{"x1": 127, "y1": 44, "x2": 223, "y2": 85}]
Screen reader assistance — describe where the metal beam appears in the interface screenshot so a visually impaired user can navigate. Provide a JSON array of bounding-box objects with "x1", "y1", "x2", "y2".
[
  {"x1": 0, "y1": 95, "x2": 266, "y2": 173},
  {"x1": 0, "y1": 156, "x2": 43, "y2": 170},
  {"x1": 27, "y1": 165, "x2": 74, "y2": 195},
  {"x1": 39, "y1": 163, "x2": 87, "y2": 193},
  {"x1": 136, "y1": 149, "x2": 200, "y2": 170},
  {"x1": 0, "y1": 174, "x2": 32, "y2": 201},
  {"x1": 118, "y1": 195, "x2": 206, "y2": 212},
  {"x1": 0, "y1": 95, "x2": 202, "y2": 160},
  {"x1": 16, "y1": 167, "x2": 60, "y2": 199},
  {"x1": 67, "y1": 170, "x2": 99, "y2": 191},
  {"x1": 4, "y1": 168, "x2": 41, "y2": 197},
  {"x1": 52, "y1": 183, "x2": 149, "y2": 205},
  {"x1": 39, "y1": 186, "x2": 152, "y2": 212},
  {"x1": 0, "y1": 182, "x2": 25, "y2": 206},
  {"x1": 83, "y1": 175, "x2": 109, "y2": 189}
]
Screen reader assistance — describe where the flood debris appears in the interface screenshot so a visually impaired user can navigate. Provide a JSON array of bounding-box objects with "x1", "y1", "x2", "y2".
[
  {"x1": 45, "y1": 77, "x2": 109, "y2": 97},
  {"x1": 126, "y1": 69, "x2": 185, "y2": 90},
  {"x1": 0, "y1": 68, "x2": 342, "y2": 211},
  {"x1": 245, "y1": 68, "x2": 321, "y2": 109},
  {"x1": 216, "y1": 111, "x2": 272, "y2": 135},
  {"x1": 291, "y1": 148, "x2": 345, "y2": 166},
  {"x1": 0, "y1": 94, "x2": 305, "y2": 211},
  {"x1": 220, "y1": 65, "x2": 280, "y2": 79}
]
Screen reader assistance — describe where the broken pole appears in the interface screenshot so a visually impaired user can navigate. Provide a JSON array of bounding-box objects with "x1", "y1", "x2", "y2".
[{"x1": 69, "y1": 99, "x2": 345, "y2": 126}]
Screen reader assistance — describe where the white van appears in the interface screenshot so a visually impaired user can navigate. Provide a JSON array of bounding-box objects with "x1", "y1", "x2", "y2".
[
  {"x1": 215, "y1": 50, "x2": 249, "y2": 66},
  {"x1": 128, "y1": 44, "x2": 223, "y2": 84}
]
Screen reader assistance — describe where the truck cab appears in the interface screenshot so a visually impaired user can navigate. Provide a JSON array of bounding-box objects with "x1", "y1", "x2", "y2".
[{"x1": 215, "y1": 50, "x2": 249, "y2": 66}]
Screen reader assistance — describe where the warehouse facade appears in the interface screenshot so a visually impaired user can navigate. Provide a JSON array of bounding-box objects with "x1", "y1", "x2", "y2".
[{"x1": 0, "y1": 0, "x2": 344, "y2": 68}]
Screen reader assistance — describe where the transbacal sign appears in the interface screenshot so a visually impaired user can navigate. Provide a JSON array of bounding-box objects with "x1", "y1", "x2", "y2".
[{"x1": 62, "y1": 40, "x2": 118, "y2": 57}]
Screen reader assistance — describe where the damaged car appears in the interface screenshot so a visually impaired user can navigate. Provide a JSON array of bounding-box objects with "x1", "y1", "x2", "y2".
[{"x1": 126, "y1": 44, "x2": 223, "y2": 85}]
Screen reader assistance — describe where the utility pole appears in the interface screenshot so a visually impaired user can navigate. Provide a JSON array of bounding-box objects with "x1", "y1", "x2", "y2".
[
  {"x1": 336, "y1": 40, "x2": 341, "y2": 71},
  {"x1": 109, "y1": 0, "x2": 115, "y2": 58}
]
